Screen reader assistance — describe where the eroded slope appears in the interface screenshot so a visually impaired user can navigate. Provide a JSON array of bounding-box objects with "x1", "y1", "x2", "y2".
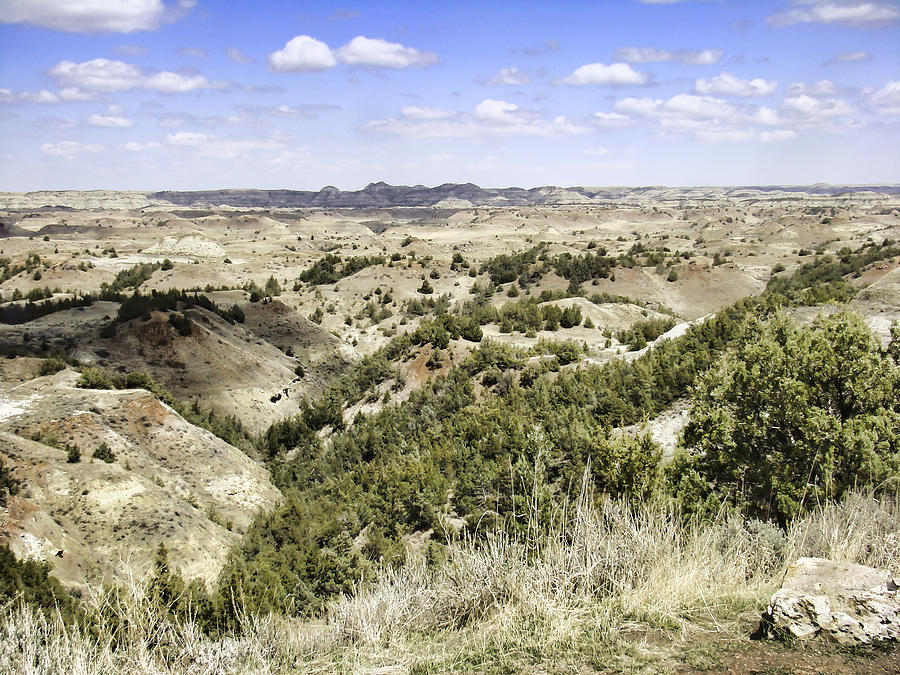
[{"x1": 0, "y1": 366, "x2": 281, "y2": 591}]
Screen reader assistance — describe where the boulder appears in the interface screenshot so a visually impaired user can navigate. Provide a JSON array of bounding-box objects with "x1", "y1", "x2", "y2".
[{"x1": 767, "y1": 557, "x2": 900, "y2": 645}]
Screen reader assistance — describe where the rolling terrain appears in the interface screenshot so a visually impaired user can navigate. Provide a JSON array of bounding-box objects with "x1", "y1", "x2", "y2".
[{"x1": 0, "y1": 184, "x2": 898, "y2": 672}]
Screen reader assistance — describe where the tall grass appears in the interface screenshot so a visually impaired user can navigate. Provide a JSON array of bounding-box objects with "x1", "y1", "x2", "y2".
[{"x1": 2, "y1": 490, "x2": 898, "y2": 674}]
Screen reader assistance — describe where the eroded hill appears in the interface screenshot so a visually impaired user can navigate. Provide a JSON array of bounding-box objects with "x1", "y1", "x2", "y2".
[{"x1": 0, "y1": 363, "x2": 281, "y2": 591}]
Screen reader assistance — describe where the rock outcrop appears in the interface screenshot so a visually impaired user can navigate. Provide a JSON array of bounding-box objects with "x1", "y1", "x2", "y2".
[{"x1": 767, "y1": 557, "x2": 900, "y2": 645}]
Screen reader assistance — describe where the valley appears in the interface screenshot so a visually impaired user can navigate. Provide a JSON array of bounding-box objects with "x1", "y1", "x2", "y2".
[{"x1": 1, "y1": 183, "x2": 898, "y2": 672}]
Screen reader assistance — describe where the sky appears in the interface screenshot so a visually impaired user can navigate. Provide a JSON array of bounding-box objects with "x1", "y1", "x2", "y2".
[{"x1": 0, "y1": 0, "x2": 898, "y2": 190}]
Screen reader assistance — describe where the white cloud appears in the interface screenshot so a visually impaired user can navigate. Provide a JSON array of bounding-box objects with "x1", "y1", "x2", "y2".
[
  {"x1": 144, "y1": 71, "x2": 214, "y2": 93},
  {"x1": 614, "y1": 47, "x2": 723, "y2": 64},
  {"x1": 49, "y1": 59, "x2": 142, "y2": 91},
  {"x1": 779, "y1": 94, "x2": 856, "y2": 118},
  {"x1": 400, "y1": 106, "x2": 456, "y2": 120},
  {"x1": 166, "y1": 131, "x2": 211, "y2": 146},
  {"x1": 234, "y1": 104, "x2": 340, "y2": 121},
  {"x1": 48, "y1": 58, "x2": 221, "y2": 93},
  {"x1": 615, "y1": 94, "x2": 740, "y2": 124},
  {"x1": 0, "y1": 0, "x2": 196, "y2": 33},
  {"x1": 591, "y1": 111, "x2": 634, "y2": 127},
  {"x1": 165, "y1": 131, "x2": 309, "y2": 163},
  {"x1": 335, "y1": 36, "x2": 437, "y2": 69},
  {"x1": 40, "y1": 141, "x2": 103, "y2": 157},
  {"x1": 558, "y1": 62, "x2": 649, "y2": 86},
  {"x1": 0, "y1": 86, "x2": 99, "y2": 104},
  {"x1": 58, "y1": 87, "x2": 96, "y2": 101},
  {"x1": 362, "y1": 99, "x2": 593, "y2": 138},
  {"x1": 609, "y1": 91, "x2": 851, "y2": 142},
  {"x1": 123, "y1": 141, "x2": 161, "y2": 151},
  {"x1": 869, "y1": 80, "x2": 900, "y2": 114},
  {"x1": 481, "y1": 67, "x2": 532, "y2": 86},
  {"x1": 267, "y1": 34, "x2": 438, "y2": 73},
  {"x1": 785, "y1": 80, "x2": 842, "y2": 97},
  {"x1": 584, "y1": 146, "x2": 611, "y2": 156},
  {"x1": 768, "y1": 1, "x2": 900, "y2": 27},
  {"x1": 226, "y1": 48, "x2": 253, "y2": 64},
  {"x1": 694, "y1": 72, "x2": 778, "y2": 97},
  {"x1": 87, "y1": 105, "x2": 133, "y2": 127},
  {"x1": 474, "y1": 99, "x2": 519, "y2": 122},
  {"x1": 0, "y1": 89, "x2": 59, "y2": 104},
  {"x1": 268, "y1": 35, "x2": 337, "y2": 72}
]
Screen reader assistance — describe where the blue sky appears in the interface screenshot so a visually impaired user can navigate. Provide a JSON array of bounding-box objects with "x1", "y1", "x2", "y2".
[{"x1": 1, "y1": 0, "x2": 898, "y2": 190}]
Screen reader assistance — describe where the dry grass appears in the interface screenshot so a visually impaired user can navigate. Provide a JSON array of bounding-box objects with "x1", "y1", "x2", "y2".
[{"x1": 2, "y1": 490, "x2": 898, "y2": 674}]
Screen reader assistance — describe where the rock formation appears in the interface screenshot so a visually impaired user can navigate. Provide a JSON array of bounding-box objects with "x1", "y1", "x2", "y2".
[{"x1": 767, "y1": 557, "x2": 900, "y2": 645}]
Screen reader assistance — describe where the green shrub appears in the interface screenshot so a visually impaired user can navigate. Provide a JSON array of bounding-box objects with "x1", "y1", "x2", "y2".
[
  {"x1": 37, "y1": 357, "x2": 67, "y2": 376},
  {"x1": 0, "y1": 545, "x2": 79, "y2": 624},
  {"x1": 92, "y1": 442, "x2": 116, "y2": 463},
  {"x1": 0, "y1": 458, "x2": 19, "y2": 507},
  {"x1": 76, "y1": 367, "x2": 115, "y2": 390},
  {"x1": 681, "y1": 311, "x2": 900, "y2": 523}
]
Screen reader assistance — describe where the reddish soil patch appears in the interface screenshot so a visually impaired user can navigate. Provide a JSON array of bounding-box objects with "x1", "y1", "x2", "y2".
[{"x1": 677, "y1": 638, "x2": 900, "y2": 674}]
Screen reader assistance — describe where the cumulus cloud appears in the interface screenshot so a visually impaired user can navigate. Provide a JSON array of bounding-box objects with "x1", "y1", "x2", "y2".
[
  {"x1": 480, "y1": 67, "x2": 532, "y2": 86},
  {"x1": 0, "y1": 89, "x2": 61, "y2": 104},
  {"x1": 609, "y1": 92, "x2": 841, "y2": 142},
  {"x1": 362, "y1": 99, "x2": 593, "y2": 138},
  {"x1": 0, "y1": 0, "x2": 196, "y2": 33},
  {"x1": 694, "y1": 72, "x2": 778, "y2": 97},
  {"x1": 48, "y1": 58, "x2": 224, "y2": 93},
  {"x1": 86, "y1": 105, "x2": 133, "y2": 127},
  {"x1": 40, "y1": 140, "x2": 104, "y2": 157},
  {"x1": 335, "y1": 36, "x2": 437, "y2": 68},
  {"x1": 268, "y1": 35, "x2": 436, "y2": 72},
  {"x1": 614, "y1": 47, "x2": 723, "y2": 64},
  {"x1": 268, "y1": 36, "x2": 337, "y2": 72},
  {"x1": 0, "y1": 86, "x2": 96, "y2": 104},
  {"x1": 768, "y1": 1, "x2": 900, "y2": 27},
  {"x1": 869, "y1": 80, "x2": 900, "y2": 114},
  {"x1": 226, "y1": 48, "x2": 253, "y2": 64},
  {"x1": 558, "y1": 62, "x2": 649, "y2": 86},
  {"x1": 779, "y1": 94, "x2": 856, "y2": 118},
  {"x1": 144, "y1": 71, "x2": 214, "y2": 93}
]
